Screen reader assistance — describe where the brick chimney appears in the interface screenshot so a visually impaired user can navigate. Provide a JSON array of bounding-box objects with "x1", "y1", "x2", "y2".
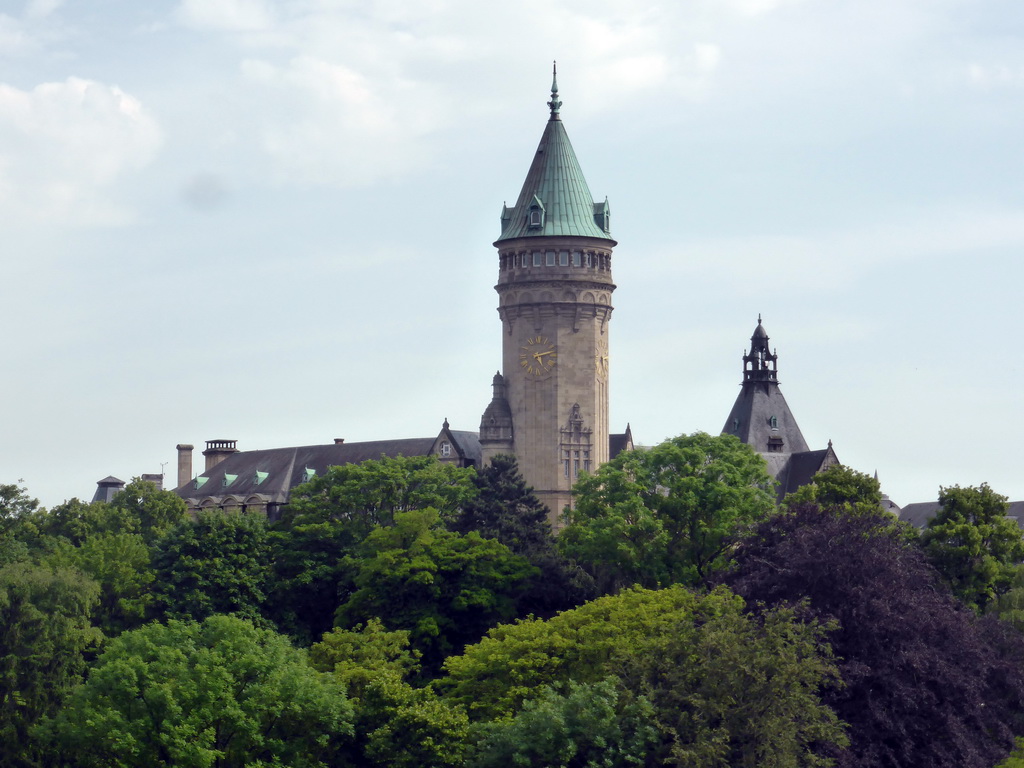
[{"x1": 176, "y1": 444, "x2": 194, "y2": 488}]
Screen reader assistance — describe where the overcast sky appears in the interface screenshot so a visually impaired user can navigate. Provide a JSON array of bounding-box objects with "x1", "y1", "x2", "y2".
[{"x1": 2, "y1": 0, "x2": 1022, "y2": 509}]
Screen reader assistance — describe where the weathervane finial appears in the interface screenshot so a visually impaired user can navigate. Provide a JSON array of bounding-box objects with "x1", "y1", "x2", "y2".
[{"x1": 548, "y1": 60, "x2": 562, "y2": 120}]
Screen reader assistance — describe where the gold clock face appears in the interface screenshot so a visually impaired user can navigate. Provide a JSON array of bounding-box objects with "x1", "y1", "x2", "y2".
[
  {"x1": 595, "y1": 339, "x2": 609, "y2": 380},
  {"x1": 519, "y1": 336, "x2": 557, "y2": 378}
]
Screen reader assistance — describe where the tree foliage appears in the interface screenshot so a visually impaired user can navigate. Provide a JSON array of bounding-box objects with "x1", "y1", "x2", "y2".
[
  {"x1": 284, "y1": 455, "x2": 476, "y2": 533},
  {"x1": 442, "y1": 584, "x2": 846, "y2": 766},
  {"x1": 268, "y1": 455, "x2": 479, "y2": 643},
  {"x1": 725, "y1": 503, "x2": 1024, "y2": 768},
  {"x1": 782, "y1": 464, "x2": 884, "y2": 515},
  {"x1": 310, "y1": 619, "x2": 467, "y2": 768},
  {"x1": 0, "y1": 561, "x2": 101, "y2": 767},
  {"x1": 923, "y1": 483, "x2": 1024, "y2": 612},
  {"x1": 468, "y1": 679, "x2": 659, "y2": 768},
  {"x1": 336, "y1": 508, "x2": 536, "y2": 671},
  {"x1": 152, "y1": 510, "x2": 271, "y2": 623},
  {"x1": 47, "y1": 615, "x2": 353, "y2": 768},
  {"x1": 453, "y1": 453, "x2": 595, "y2": 616},
  {"x1": 560, "y1": 432, "x2": 776, "y2": 591}
]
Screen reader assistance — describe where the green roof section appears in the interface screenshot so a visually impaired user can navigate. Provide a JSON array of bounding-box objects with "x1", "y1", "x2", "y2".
[{"x1": 496, "y1": 66, "x2": 614, "y2": 244}]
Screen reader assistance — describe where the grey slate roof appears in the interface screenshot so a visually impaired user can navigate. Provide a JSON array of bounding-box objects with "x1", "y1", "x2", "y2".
[
  {"x1": 495, "y1": 85, "x2": 614, "y2": 243},
  {"x1": 175, "y1": 432, "x2": 481, "y2": 509},
  {"x1": 899, "y1": 500, "x2": 1024, "y2": 531}
]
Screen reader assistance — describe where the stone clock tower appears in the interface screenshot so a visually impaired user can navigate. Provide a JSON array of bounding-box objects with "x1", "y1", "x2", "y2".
[{"x1": 479, "y1": 67, "x2": 617, "y2": 518}]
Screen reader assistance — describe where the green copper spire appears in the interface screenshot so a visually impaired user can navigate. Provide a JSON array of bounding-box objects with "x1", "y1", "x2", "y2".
[{"x1": 496, "y1": 67, "x2": 614, "y2": 243}]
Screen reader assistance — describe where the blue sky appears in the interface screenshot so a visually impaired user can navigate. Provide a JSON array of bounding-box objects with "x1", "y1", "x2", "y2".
[{"x1": 2, "y1": 0, "x2": 1022, "y2": 508}]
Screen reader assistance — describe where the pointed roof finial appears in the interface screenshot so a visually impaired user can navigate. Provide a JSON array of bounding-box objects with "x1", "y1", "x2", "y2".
[
  {"x1": 757, "y1": 313, "x2": 762, "y2": 325},
  {"x1": 548, "y1": 60, "x2": 562, "y2": 120}
]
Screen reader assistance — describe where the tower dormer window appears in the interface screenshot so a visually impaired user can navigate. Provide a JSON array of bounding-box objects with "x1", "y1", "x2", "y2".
[
  {"x1": 769, "y1": 415, "x2": 778, "y2": 429},
  {"x1": 767, "y1": 436, "x2": 784, "y2": 452},
  {"x1": 528, "y1": 196, "x2": 545, "y2": 230},
  {"x1": 440, "y1": 440, "x2": 451, "y2": 457}
]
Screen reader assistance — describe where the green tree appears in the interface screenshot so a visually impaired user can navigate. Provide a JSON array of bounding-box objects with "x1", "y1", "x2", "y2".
[
  {"x1": 0, "y1": 482, "x2": 41, "y2": 565},
  {"x1": 922, "y1": 484, "x2": 1024, "y2": 611},
  {"x1": 560, "y1": 432, "x2": 776, "y2": 591},
  {"x1": 782, "y1": 464, "x2": 884, "y2": 515},
  {"x1": 0, "y1": 561, "x2": 101, "y2": 767},
  {"x1": 267, "y1": 455, "x2": 479, "y2": 643},
  {"x1": 311, "y1": 620, "x2": 468, "y2": 768},
  {"x1": 442, "y1": 584, "x2": 845, "y2": 766},
  {"x1": 337, "y1": 508, "x2": 536, "y2": 672},
  {"x1": 47, "y1": 615, "x2": 353, "y2": 768},
  {"x1": 152, "y1": 510, "x2": 271, "y2": 623},
  {"x1": 453, "y1": 453, "x2": 595, "y2": 616},
  {"x1": 54, "y1": 532, "x2": 155, "y2": 635},
  {"x1": 108, "y1": 477, "x2": 189, "y2": 543},
  {"x1": 468, "y1": 679, "x2": 658, "y2": 768},
  {"x1": 310, "y1": 619, "x2": 422, "y2": 690},
  {"x1": 35, "y1": 498, "x2": 135, "y2": 547},
  {"x1": 284, "y1": 455, "x2": 477, "y2": 533}
]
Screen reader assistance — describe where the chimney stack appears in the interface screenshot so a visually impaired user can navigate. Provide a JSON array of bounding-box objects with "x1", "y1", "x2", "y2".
[
  {"x1": 203, "y1": 440, "x2": 238, "y2": 472},
  {"x1": 176, "y1": 444, "x2": 194, "y2": 488}
]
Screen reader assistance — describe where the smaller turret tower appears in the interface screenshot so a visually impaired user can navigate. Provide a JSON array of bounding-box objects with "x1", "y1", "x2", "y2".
[{"x1": 723, "y1": 317, "x2": 838, "y2": 498}]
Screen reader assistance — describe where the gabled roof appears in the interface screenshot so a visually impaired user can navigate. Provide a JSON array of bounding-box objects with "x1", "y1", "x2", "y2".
[
  {"x1": 778, "y1": 447, "x2": 839, "y2": 498},
  {"x1": 495, "y1": 70, "x2": 614, "y2": 244}
]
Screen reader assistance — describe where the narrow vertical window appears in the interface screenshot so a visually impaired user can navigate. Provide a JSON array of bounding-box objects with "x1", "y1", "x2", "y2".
[
  {"x1": 563, "y1": 450, "x2": 570, "y2": 477},
  {"x1": 533, "y1": 252, "x2": 542, "y2": 266},
  {"x1": 559, "y1": 251, "x2": 569, "y2": 266},
  {"x1": 546, "y1": 251, "x2": 556, "y2": 266},
  {"x1": 572, "y1": 251, "x2": 581, "y2": 267},
  {"x1": 521, "y1": 253, "x2": 528, "y2": 268}
]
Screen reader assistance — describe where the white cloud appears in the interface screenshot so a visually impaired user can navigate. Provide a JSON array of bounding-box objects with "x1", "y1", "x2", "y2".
[
  {"x1": 176, "y1": 0, "x2": 277, "y2": 32},
  {"x1": 24, "y1": 0, "x2": 63, "y2": 20},
  {"x1": 642, "y1": 206, "x2": 1024, "y2": 292},
  {"x1": 239, "y1": 55, "x2": 446, "y2": 186},
  {"x1": 0, "y1": 77, "x2": 162, "y2": 225},
  {"x1": 968, "y1": 62, "x2": 1024, "y2": 89}
]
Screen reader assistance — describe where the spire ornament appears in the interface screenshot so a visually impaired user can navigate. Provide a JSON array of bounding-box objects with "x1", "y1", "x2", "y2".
[{"x1": 547, "y1": 61, "x2": 562, "y2": 120}]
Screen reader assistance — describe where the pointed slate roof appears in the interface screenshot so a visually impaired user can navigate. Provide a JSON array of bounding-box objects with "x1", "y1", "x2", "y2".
[
  {"x1": 496, "y1": 66, "x2": 614, "y2": 243},
  {"x1": 722, "y1": 318, "x2": 809, "y2": 456}
]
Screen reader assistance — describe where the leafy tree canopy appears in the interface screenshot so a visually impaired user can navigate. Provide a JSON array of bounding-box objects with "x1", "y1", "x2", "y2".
[
  {"x1": 47, "y1": 532, "x2": 154, "y2": 636},
  {"x1": 310, "y1": 618, "x2": 421, "y2": 694},
  {"x1": 725, "y1": 503, "x2": 1024, "y2": 768},
  {"x1": 310, "y1": 619, "x2": 467, "y2": 768},
  {"x1": 468, "y1": 679, "x2": 659, "y2": 768},
  {"x1": 152, "y1": 510, "x2": 271, "y2": 624},
  {"x1": 0, "y1": 561, "x2": 101, "y2": 767},
  {"x1": 453, "y1": 453, "x2": 595, "y2": 616},
  {"x1": 922, "y1": 483, "x2": 1024, "y2": 612},
  {"x1": 442, "y1": 584, "x2": 846, "y2": 767},
  {"x1": 47, "y1": 614, "x2": 353, "y2": 768},
  {"x1": 283, "y1": 455, "x2": 477, "y2": 534},
  {"x1": 560, "y1": 432, "x2": 776, "y2": 591},
  {"x1": 336, "y1": 508, "x2": 536, "y2": 672},
  {"x1": 782, "y1": 464, "x2": 884, "y2": 515}
]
